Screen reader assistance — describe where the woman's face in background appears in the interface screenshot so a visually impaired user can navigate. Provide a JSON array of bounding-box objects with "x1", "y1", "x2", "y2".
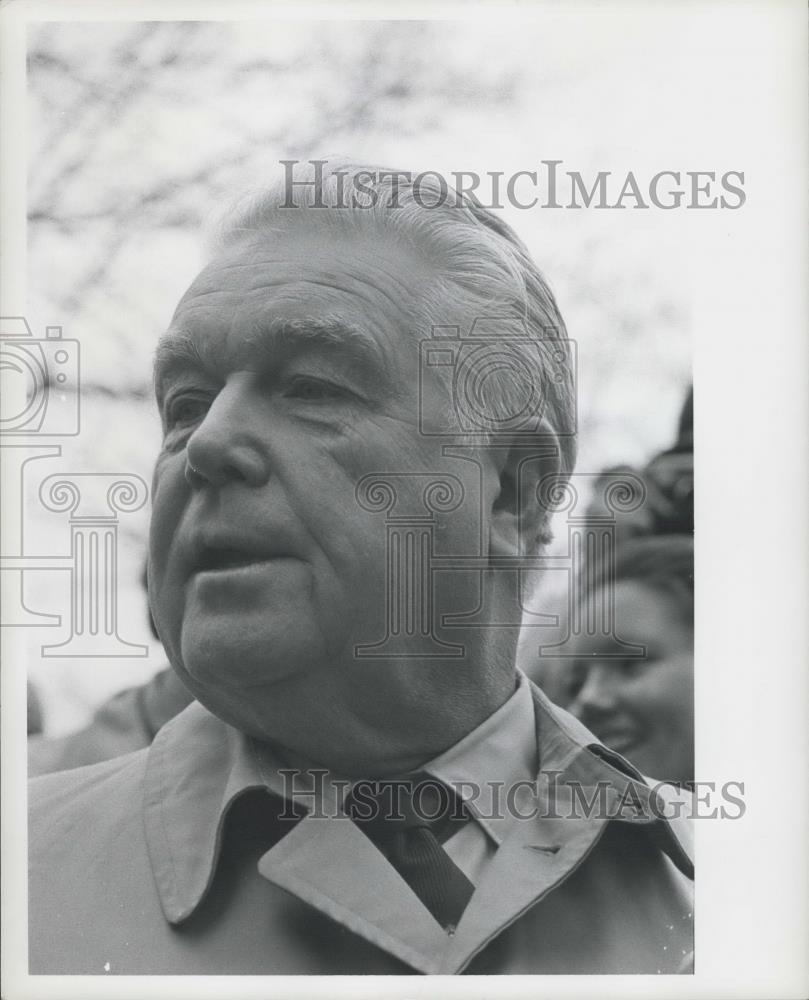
[{"x1": 559, "y1": 580, "x2": 694, "y2": 786}]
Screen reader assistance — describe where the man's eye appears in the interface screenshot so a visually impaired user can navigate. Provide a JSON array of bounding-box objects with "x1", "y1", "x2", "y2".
[
  {"x1": 166, "y1": 395, "x2": 210, "y2": 429},
  {"x1": 617, "y1": 659, "x2": 646, "y2": 678},
  {"x1": 286, "y1": 376, "x2": 352, "y2": 402}
]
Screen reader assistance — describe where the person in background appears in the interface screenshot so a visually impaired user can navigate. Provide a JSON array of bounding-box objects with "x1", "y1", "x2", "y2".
[
  {"x1": 644, "y1": 385, "x2": 693, "y2": 535},
  {"x1": 596, "y1": 386, "x2": 694, "y2": 546},
  {"x1": 522, "y1": 385, "x2": 693, "y2": 727},
  {"x1": 558, "y1": 535, "x2": 694, "y2": 787},
  {"x1": 27, "y1": 667, "x2": 192, "y2": 776}
]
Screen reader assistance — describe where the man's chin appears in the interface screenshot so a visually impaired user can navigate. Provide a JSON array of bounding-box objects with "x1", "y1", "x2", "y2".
[{"x1": 178, "y1": 628, "x2": 323, "y2": 694}]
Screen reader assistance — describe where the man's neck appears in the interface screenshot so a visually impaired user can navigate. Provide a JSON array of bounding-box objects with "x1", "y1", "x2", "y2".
[{"x1": 264, "y1": 657, "x2": 519, "y2": 779}]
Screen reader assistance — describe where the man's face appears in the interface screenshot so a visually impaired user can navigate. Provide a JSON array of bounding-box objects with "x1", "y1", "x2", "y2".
[
  {"x1": 149, "y1": 226, "x2": 497, "y2": 745},
  {"x1": 564, "y1": 581, "x2": 694, "y2": 785}
]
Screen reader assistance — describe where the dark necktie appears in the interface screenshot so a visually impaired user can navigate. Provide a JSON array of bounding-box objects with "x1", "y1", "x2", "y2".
[{"x1": 347, "y1": 777, "x2": 475, "y2": 932}]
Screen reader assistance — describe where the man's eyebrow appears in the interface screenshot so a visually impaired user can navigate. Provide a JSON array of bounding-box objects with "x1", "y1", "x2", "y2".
[
  {"x1": 153, "y1": 331, "x2": 207, "y2": 405},
  {"x1": 154, "y1": 330, "x2": 203, "y2": 370},
  {"x1": 153, "y1": 317, "x2": 389, "y2": 401},
  {"x1": 242, "y1": 317, "x2": 388, "y2": 374}
]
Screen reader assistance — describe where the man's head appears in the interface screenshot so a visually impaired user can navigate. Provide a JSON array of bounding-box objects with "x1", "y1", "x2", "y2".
[{"x1": 148, "y1": 160, "x2": 575, "y2": 774}]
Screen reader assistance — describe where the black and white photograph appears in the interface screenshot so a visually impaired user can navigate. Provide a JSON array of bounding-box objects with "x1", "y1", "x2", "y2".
[{"x1": 1, "y1": 2, "x2": 807, "y2": 997}]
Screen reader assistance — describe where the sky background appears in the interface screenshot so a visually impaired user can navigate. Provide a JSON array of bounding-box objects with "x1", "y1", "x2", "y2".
[{"x1": 22, "y1": 17, "x2": 692, "y2": 733}]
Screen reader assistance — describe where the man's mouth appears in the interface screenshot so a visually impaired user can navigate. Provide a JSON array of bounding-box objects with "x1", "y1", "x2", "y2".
[
  {"x1": 195, "y1": 547, "x2": 270, "y2": 573},
  {"x1": 188, "y1": 534, "x2": 295, "y2": 577}
]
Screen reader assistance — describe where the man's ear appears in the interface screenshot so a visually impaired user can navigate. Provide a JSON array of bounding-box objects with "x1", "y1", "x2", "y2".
[{"x1": 487, "y1": 433, "x2": 564, "y2": 558}]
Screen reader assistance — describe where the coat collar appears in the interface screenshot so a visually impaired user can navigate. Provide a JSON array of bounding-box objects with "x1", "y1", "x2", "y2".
[{"x1": 143, "y1": 677, "x2": 692, "y2": 971}]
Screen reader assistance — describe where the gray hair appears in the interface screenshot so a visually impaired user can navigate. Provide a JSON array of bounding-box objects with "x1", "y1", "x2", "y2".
[{"x1": 209, "y1": 158, "x2": 576, "y2": 482}]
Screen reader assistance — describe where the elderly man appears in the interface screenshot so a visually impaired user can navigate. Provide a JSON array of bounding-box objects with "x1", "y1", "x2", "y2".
[{"x1": 29, "y1": 161, "x2": 693, "y2": 975}]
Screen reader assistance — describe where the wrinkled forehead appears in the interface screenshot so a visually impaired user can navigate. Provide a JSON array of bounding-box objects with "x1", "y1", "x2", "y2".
[
  {"x1": 156, "y1": 225, "x2": 448, "y2": 392},
  {"x1": 174, "y1": 224, "x2": 442, "y2": 329}
]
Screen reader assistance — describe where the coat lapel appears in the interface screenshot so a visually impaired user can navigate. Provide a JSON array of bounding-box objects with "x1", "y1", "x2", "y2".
[
  {"x1": 256, "y1": 810, "x2": 449, "y2": 974},
  {"x1": 441, "y1": 802, "x2": 607, "y2": 973}
]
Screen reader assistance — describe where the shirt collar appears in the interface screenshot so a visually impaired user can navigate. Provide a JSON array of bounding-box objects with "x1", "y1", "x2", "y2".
[
  {"x1": 422, "y1": 669, "x2": 537, "y2": 845},
  {"x1": 144, "y1": 675, "x2": 691, "y2": 926}
]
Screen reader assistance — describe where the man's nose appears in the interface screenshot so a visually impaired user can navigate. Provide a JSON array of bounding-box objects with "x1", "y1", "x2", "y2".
[
  {"x1": 568, "y1": 665, "x2": 618, "y2": 721},
  {"x1": 184, "y1": 379, "x2": 271, "y2": 489}
]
